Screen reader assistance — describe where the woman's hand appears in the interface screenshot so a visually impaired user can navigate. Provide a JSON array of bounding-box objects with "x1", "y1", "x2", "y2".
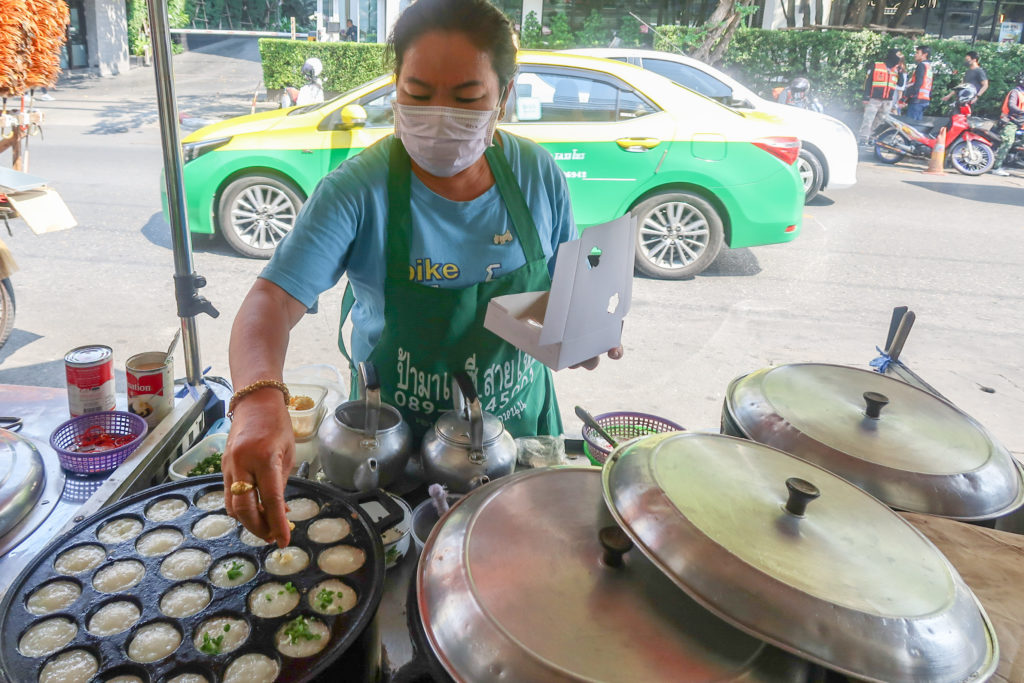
[
  {"x1": 222, "y1": 389, "x2": 295, "y2": 547},
  {"x1": 571, "y1": 346, "x2": 624, "y2": 371}
]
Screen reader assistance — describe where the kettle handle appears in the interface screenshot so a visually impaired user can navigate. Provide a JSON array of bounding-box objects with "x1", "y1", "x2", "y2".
[
  {"x1": 359, "y1": 362, "x2": 381, "y2": 439},
  {"x1": 454, "y1": 372, "x2": 485, "y2": 462}
]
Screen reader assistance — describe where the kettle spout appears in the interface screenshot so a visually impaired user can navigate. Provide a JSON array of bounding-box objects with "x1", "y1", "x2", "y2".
[
  {"x1": 353, "y1": 457, "x2": 380, "y2": 492},
  {"x1": 467, "y1": 474, "x2": 491, "y2": 490}
]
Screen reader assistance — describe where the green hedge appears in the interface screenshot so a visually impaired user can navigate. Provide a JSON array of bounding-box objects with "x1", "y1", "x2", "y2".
[
  {"x1": 655, "y1": 27, "x2": 1024, "y2": 118},
  {"x1": 258, "y1": 39, "x2": 389, "y2": 92}
]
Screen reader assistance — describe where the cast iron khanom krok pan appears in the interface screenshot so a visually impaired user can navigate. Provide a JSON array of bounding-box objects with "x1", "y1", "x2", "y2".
[{"x1": 0, "y1": 475, "x2": 399, "y2": 682}]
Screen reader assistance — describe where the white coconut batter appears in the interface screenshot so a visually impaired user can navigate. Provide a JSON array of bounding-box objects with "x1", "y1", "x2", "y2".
[
  {"x1": 54, "y1": 545, "x2": 105, "y2": 575},
  {"x1": 222, "y1": 653, "x2": 280, "y2": 683},
  {"x1": 145, "y1": 498, "x2": 188, "y2": 522},
  {"x1": 195, "y1": 490, "x2": 225, "y2": 511},
  {"x1": 87, "y1": 600, "x2": 140, "y2": 636},
  {"x1": 309, "y1": 579, "x2": 358, "y2": 615},
  {"x1": 193, "y1": 616, "x2": 249, "y2": 655},
  {"x1": 210, "y1": 557, "x2": 257, "y2": 588},
  {"x1": 307, "y1": 518, "x2": 350, "y2": 545},
  {"x1": 248, "y1": 582, "x2": 301, "y2": 619},
  {"x1": 317, "y1": 545, "x2": 365, "y2": 576},
  {"x1": 18, "y1": 617, "x2": 77, "y2": 657},
  {"x1": 96, "y1": 517, "x2": 144, "y2": 545},
  {"x1": 239, "y1": 528, "x2": 271, "y2": 547},
  {"x1": 128, "y1": 622, "x2": 181, "y2": 663},
  {"x1": 167, "y1": 674, "x2": 209, "y2": 683},
  {"x1": 37, "y1": 649, "x2": 98, "y2": 683},
  {"x1": 92, "y1": 560, "x2": 145, "y2": 593},
  {"x1": 136, "y1": 528, "x2": 184, "y2": 557},
  {"x1": 265, "y1": 547, "x2": 309, "y2": 575},
  {"x1": 275, "y1": 616, "x2": 330, "y2": 658},
  {"x1": 192, "y1": 514, "x2": 236, "y2": 540},
  {"x1": 160, "y1": 582, "x2": 211, "y2": 618},
  {"x1": 160, "y1": 549, "x2": 212, "y2": 581},
  {"x1": 285, "y1": 497, "x2": 320, "y2": 521},
  {"x1": 26, "y1": 581, "x2": 81, "y2": 615}
]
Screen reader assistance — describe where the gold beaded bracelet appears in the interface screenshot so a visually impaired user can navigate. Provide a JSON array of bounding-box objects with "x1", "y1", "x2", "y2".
[{"x1": 228, "y1": 380, "x2": 290, "y2": 418}]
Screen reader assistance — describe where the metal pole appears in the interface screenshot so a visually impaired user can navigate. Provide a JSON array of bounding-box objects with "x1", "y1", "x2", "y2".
[{"x1": 146, "y1": 0, "x2": 204, "y2": 386}]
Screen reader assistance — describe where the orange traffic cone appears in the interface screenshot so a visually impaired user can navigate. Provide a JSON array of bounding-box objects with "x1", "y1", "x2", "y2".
[{"x1": 923, "y1": 127, "x2": 947, "y2": 175}]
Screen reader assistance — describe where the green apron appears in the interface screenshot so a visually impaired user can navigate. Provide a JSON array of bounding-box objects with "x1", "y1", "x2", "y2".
[{"x1": 339, "y1": 136, "x2": 563, "y2": 441}]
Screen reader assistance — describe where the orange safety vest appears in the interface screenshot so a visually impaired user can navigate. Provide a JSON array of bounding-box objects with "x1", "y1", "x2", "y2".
[
  {"x1": 911, "y1": 61, "x2": 933, "y2": 101},
  {"x1": 869, "y1": 62, "x2": 896, "y2": 99},
  {"x1": 1002, "y1": 89, "x2": 1024, "y2": 117}
]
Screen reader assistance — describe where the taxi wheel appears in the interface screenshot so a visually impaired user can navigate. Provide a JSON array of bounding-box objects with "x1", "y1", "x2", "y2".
[
  {"x1": 798, "y1": 151, "x2": 823, "y2": 203},
  {"x1": 632, "y1": 192, "x2": 723, "y2": 279},
  {"x1": 217, "y1": 174, "x2": 305, "y2": 259}
]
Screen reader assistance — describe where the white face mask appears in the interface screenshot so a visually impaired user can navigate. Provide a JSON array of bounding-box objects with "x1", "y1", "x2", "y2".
[{"x1": 392, "y1": 102, "x2": 500, "y2": 177}]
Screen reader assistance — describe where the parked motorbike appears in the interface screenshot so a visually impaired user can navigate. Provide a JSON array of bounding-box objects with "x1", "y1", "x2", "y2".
[{"x1": 873, "y1": 85, "x2": 999, "y2": 175}]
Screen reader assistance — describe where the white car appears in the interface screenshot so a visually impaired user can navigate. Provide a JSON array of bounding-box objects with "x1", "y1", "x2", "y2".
[{"x1": 567, "y1": 48, "x2": 857, "y2": 202}]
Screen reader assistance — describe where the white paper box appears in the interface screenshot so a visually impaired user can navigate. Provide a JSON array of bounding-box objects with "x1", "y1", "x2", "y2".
[{"x1": 484, "y1": 214, "x2": 636, "y2": 371}]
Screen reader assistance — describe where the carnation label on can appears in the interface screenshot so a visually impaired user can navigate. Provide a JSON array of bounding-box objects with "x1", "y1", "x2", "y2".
[
  {"x1": 126, "y1": 351, "x2": 174, "y2": 430},
  {"x1": 65, "y1": 345, "x2": 116, "y2": 417}
]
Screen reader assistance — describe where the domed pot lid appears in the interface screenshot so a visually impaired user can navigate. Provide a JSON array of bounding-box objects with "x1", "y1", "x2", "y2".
[
  {"x1": 417, "y1": 467, "x2": 811, "y2": 683},
  {"x1": 0, "y1": 428, "x2": 45, "y2": 539},
  {"x1": 602, "y1": 432, "x2": 998, "y2": 683},
  {"x1": 724, "y1": 363, "x2": 1024, "y2": 521}
]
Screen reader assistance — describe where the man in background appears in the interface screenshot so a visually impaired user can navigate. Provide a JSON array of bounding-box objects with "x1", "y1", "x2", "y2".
[
  {"x1": 943, "y1": 51, "x2": 988, "y2": 104},
  {"x1": 858, "y1": 48, "x2": 900, "y2": 145},
  {"x1": 345, "y1": 19, "x2": 358, "y2": 41},
  {"x1": 904, "y1": 45, "x2": 933, "y2": 121},
  {"x1": 992, "y1": 72, "x2": 1024, "y2": 176}
]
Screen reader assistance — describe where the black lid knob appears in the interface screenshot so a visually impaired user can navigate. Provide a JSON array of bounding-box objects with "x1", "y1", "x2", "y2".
[
  {"x1": 599, "y1": 526, "x2": 633, "y2": 568},
  {"x1": 784, "y1": 477, "x2": 820, "y2": 517},
  {"x1": 863, "y1": 391, "x2": 890, "y2": 419}
]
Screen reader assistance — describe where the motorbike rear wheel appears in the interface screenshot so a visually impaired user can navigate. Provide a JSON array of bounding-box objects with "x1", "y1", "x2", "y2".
[
  {"x1": 948, "y1": 140, "x2": 995, "y2": 176},
  {"x1": 874, "y1": 129, "x2": 908, "y2": 164},
  {"x1": 0, "y1": 278, "x2": 15, "y2": 350}
]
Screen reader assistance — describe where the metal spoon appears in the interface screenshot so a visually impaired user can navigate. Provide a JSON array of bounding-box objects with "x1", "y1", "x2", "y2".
[
  {"x1": 574, "y1": 405, "x2": 619, "y2": 449},
  {"x1": 165, "y1": 328, "x2": 181, "y2": 364}
]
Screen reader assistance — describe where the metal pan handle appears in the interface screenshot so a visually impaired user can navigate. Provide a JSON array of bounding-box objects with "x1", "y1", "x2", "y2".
[{"x1": 350, "y1": 488, "x2": 405, "y2": 535}]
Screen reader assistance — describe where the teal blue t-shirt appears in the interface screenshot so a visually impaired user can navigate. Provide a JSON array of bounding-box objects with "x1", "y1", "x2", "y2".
[{"x1": 260, "y1": 132, "x2": 577, "y2": 364}]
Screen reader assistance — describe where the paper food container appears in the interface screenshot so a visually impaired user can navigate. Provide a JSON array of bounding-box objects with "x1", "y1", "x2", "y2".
[{"x1": 484, "y1": 214, "x2": 636, "y2": 371}]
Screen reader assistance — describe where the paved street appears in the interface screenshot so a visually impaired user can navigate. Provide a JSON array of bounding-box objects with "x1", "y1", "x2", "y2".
[{"x1": 2, "y1": 39, "x2": 1022, "y2": 456}]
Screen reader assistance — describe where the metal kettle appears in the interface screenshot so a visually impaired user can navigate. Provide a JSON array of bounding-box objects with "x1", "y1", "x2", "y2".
[
  {"x1": 318, "y1": 362, "x2": 412, "y2": 491},
  {"x1": 421, "y1": 371, "x2": 516, "y2": 493}
]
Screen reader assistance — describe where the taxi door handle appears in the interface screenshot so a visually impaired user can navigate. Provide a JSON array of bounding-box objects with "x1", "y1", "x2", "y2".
[{"x1": 616, "y1": 137, "x2": 661, "y2": 152}]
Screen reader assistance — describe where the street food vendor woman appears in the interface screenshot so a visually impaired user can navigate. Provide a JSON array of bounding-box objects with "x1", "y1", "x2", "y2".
[{"x1": 222, "y1": 0, "x2": 621, "y2": 544}]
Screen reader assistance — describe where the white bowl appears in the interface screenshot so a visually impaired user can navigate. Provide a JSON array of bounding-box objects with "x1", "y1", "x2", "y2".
[{"x1": 169, "y1": 433, "x2": 228, "y2": 481}]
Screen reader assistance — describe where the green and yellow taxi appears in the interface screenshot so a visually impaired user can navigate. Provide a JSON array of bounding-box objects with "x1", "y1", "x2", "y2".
[{"x1": 178, "y1": 51, "x2": 803, "y2": 278}]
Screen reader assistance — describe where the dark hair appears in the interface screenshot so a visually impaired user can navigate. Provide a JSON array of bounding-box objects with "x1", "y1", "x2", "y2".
[
  {"x1": 386, "y1": 0, "x2": 518, "y2": 91},
  {"x1": 884, "y1": 48, "x2": 900, "y2": 69},
  {"x1": 916, "y1": 45, "x2": 931, "y2": 59},
  {"x1": 966, "y1": 50, "x2": 979, "y2": 61}
]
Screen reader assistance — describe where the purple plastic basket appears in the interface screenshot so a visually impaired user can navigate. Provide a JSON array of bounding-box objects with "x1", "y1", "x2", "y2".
[
  {"x1": 50, "y1": 411, "x2": 148, "y2": 475},
  {"x1": 581, "y1": 411, "x2": 685, "y2": 464}
]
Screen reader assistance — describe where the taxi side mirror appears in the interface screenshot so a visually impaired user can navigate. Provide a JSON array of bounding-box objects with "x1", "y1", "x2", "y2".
[{"x1": 337, "y1": 104, "x2": 367, "y2": 130}]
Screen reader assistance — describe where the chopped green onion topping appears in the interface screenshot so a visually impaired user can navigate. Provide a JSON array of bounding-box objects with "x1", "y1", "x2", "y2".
[
  {"x1": 284, "y1": 581, "x2": 297, "y2": 594},
  {"x1": 225, "y1": 560, "x2": 244, "y2": 581},
  {"x1": 223, "y1": 623, "x2": 231, "y2": 632},
  {"x1": 315, "y1": 589, "x2": 335, "y2": 611},
  {"x1": 200, "y1": 631, "x2": 224, "y2": 655},
  {"x1": 283, "y1": 615, "x2": 322, "y2": 645}
]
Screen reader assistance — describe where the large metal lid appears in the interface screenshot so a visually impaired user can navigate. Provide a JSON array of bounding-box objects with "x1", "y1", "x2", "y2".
[
  {"x1": 417, "y1": 467, "x2": 810, "y2": 683},
  {"x1": 0, "y1": 429, "x2": 45, "y2": 539},
  {"x1": 724, "y1": 363, "x2": 1024, "y2": 520},
  {"x1": 603, "y1": 432, "x2": 998, "y2": 683}
]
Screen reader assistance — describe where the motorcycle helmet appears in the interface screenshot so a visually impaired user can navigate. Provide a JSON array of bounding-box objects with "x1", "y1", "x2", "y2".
[
  {"x1": 956, "y1": 83, "x2": 977, "y2": 104},
  {"x1": 301, "y1": 57, "x2": 324, "y2": 83}
]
